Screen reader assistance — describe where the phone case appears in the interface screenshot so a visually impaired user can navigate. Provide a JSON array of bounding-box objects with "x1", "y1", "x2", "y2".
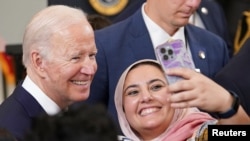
[{"x1": 155, "y1": 39, "x2": 195, "y2": 84}]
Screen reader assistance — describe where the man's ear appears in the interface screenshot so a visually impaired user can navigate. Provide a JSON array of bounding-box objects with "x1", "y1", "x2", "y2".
[{"x1": 31, "y1": 51, "x2": 46, "y2": 77}]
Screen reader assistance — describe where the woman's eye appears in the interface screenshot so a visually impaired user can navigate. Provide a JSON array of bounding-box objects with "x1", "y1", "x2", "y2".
[
  {"x1": 151, "y1": 84, "x2": 163, "y2": 91},
  {"x1": 127, "y1": 90, "x2": 138, "y2": 96}
]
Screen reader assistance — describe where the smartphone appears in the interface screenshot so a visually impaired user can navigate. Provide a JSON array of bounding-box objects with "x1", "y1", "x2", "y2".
[{"x1": 155, "y1": 39, "x2": 195, "y2": 84}]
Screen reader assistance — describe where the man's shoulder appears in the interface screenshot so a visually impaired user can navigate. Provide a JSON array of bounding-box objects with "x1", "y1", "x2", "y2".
[
  {"x1": 0, "y1": 86, "x2": 43, "y2": 119},
  {"x1": 0, "y1": 92, "x2": 28, "y2": 118},
  {"x1": 95, "y1": 10, "x2": 143, "y2": 38},
  {"x1": 95, "y1": 17, "x2": 133, "y2": 34},
  {"x1": 0, "y1": 96, "x2": 30, "y2": 130},
  {"x1": 186, "y1": 24, "x2": 225, "y2": 42}
]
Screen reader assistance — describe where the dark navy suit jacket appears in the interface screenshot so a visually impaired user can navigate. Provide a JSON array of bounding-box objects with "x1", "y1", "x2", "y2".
[
  {"x1": 214, "y1": 38, "x2": 250, "y2": 116},
  {"x1": 197, "y1": 0, "x2": 232, "y2": 56},
  {"x1": 80, "y1": 8, "x2": 229, "y2": 133},
  {"x1": 113, "y1": 0, "x2": 232, "y2": 57},
  {"x1": 0, "y1": 82, "x2": 46, "y2": 141}
]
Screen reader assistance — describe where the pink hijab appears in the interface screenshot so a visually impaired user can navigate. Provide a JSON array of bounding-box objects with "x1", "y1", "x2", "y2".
[{"x1": 114, "y1": 59, "x2": 215, "y2": 141}]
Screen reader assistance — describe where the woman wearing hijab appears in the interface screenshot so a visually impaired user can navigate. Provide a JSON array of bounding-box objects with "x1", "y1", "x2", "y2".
[{"x1": 115, "y1": 59, "x2": 249, "y2": 141}]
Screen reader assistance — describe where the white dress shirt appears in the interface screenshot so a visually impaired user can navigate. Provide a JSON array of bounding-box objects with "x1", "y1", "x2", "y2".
[
  {"x1": 141, "y1": 3, "x2": 196, "y2": 69},
  {"x1": 22, "y1": 76, "x2": 60, "y2": 115}
]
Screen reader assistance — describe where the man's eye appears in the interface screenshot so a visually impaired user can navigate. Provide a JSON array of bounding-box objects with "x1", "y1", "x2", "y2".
[
  {"x1": 89, "y1": 53, "x2": 96, "y2": 59},
  {"x1": 72, "y1": 56, "x2": 80, "y2": 60},
  {"x1": 70, "y1": 56, "x2": 80, "y2": 63}
]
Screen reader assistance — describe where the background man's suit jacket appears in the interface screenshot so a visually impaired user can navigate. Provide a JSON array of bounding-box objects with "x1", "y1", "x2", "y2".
[{"x1": 113, "y1": 0, "x2": 232, "y2": 57}]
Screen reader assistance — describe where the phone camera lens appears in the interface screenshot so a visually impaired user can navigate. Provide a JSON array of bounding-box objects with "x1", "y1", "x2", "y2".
[
  {"x1": 168, "y1": 49, "x2": 173, "y2": 55},
  {"x1": 160, "y1": 48, "x2": 166, "y2": 54},
  {"x1": 163, "y1": 54, "x2": 169, "y2": 60}
]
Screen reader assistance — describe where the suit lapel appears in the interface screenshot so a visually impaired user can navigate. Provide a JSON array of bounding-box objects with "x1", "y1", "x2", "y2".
[
  {"x1": 127, "y1": 10, "x2": 156, "y2": 60},
  {"x1": 125, "y1": 10, "x2": 210, "y2": 74},
  {"x1": 185, "y1": 25, "x2": 209, "y2": 73}
]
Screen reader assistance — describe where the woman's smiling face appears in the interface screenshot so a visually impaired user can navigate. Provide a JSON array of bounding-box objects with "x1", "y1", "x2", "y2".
[{"x1": 122, "y1": 63, "x2": 175, "y2": 140}]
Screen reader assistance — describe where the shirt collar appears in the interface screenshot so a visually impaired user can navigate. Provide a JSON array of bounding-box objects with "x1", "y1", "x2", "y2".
[
  {"x1": 141, "y1": 3, "x2": 186, "y2": 48},
  {"x1": 22, "y1": 76, "x2": 61, "y2": 115}
]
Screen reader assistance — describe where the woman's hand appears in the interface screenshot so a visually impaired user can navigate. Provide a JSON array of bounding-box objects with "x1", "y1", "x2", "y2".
[{"x1": 166, "y1": 67, "x2": 233, "y2": 113}]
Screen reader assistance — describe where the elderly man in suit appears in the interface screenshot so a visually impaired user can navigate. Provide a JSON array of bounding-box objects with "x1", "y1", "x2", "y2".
[{"x1": 0, "y1": 5, "x2": 97, "y2": 141}]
